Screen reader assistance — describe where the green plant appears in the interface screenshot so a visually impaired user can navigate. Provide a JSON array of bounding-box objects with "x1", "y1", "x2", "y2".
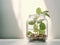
[{"x1": 28, "y1": 7, "x2": 50, "y2": 35}]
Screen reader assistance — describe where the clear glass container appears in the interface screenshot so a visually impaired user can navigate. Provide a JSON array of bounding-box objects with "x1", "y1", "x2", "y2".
[{"x1": 26, "y1": 14, "x2": 48, "y2": 42}]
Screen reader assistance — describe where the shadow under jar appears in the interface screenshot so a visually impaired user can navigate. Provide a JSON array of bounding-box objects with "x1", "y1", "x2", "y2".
[{"x1": 26, "y1": 14, "x2": 48, "y2": 42}]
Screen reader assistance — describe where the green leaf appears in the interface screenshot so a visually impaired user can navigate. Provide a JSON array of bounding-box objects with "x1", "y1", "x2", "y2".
[
  {"x1": 41, "y1": 11, "x2": 48, "y2": 14},
  {"x1": 41, "y1": 10, "x2": 50, "y2": 17},
  {"x1": 44, "y1": 13, "x2": 50, "y2": 17},
  {"x1": 33, "y1": 24, "x2": 38, "y2": 32},
  {"x1": 39, "y1": 22, "x2": 46, "y2": 30},
  {"x1": 36, "y1": 7, "x2": 42, "y2": 15},
  {"x1": 27, "y1": 31, "x2": 32, "y2": 35},
  {"x1": 43, "y1": 11, "x2": 49, "y2": 13},
  {"x1": 29, "y1": 20, "x2": 36, "y2": 25}
]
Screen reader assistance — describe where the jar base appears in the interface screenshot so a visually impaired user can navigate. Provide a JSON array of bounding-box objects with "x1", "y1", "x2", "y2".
[
  {"x1": 29, "y1": 38, "x2": 46, "y2": 42},
  {"x1": 27, "y1": 34, "x2": 47, "y2": 42}
]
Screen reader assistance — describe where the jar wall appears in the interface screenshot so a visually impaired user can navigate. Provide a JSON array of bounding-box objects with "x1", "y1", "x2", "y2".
[{"x1": 26, "y1": 14, "x2": 48, "y2": 42}]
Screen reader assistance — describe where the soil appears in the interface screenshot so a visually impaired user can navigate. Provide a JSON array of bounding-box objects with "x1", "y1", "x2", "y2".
[{"x1": 27, "y1": 34, "x2": 46, "y2": 42}]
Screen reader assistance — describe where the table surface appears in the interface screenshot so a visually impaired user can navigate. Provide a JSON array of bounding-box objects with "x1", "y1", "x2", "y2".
[{"x1": 0, "y1": 39, "x2": 60, "y2": 45}]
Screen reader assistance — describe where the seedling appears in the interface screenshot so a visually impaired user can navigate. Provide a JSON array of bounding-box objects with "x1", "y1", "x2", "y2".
[{"x1": 27, "y1": 7, "x2": 50, "y2": 42}]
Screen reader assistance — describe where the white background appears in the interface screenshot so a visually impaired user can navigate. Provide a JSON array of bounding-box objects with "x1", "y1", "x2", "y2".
[{"x1": 0, "y1": 0, "x2": 60, "y2": 39}]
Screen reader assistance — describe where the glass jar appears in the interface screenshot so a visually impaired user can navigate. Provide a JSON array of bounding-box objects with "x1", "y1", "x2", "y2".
[{"x1": 26, "y1": 14, "x2": 48, "y2": 42}]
